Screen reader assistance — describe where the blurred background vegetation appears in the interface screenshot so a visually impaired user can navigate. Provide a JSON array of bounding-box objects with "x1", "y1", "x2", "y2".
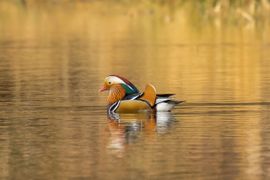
[{"x1": 1, "y1": 0, "x2": 270, "y2": 28}]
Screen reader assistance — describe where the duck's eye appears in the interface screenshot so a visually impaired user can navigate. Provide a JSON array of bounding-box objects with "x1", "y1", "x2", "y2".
[{"x1": 108, "y1": 81, "x2": 112, "y2": 85}]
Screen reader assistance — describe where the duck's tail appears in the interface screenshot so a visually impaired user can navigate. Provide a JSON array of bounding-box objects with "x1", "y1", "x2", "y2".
[{"x1": 155, "y1": 94, "x2": 184, "y2": 111}]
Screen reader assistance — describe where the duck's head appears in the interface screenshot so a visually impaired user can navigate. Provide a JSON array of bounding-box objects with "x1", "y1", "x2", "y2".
[{"x1": 99, "y1": 75, "x2": 139, "y2": 95}]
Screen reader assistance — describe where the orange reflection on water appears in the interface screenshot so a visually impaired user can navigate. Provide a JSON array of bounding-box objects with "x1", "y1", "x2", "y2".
[{"x1": 106, "y1": 112, "x2": 175, "y2": 157}]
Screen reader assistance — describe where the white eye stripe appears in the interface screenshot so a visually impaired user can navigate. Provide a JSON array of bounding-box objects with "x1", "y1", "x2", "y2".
[
  {"x1": 106, "y1": 76, "x2": 125, "y2": 84},
  {"x1": 106, "y1": 75, "x2": 138, "y2": 93}
]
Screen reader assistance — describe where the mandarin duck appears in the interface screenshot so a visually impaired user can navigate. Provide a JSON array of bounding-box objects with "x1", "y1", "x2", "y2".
[{"x1": 99, "y1": 75, "x2": 183, "y2": 113}]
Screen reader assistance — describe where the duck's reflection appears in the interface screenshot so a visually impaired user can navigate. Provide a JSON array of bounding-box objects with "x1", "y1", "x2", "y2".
[{"x1": 106, "y1": 112, "x2": 175, "y2": 157}]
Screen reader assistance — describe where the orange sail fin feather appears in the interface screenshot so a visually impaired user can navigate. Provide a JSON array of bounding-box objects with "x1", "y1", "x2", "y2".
[
  {"x1": 139, "y1": 84, "x2": 156, "y2": 107},
  {"x1": 99, "y1": 75, "x2": 183, "y2": 113}
]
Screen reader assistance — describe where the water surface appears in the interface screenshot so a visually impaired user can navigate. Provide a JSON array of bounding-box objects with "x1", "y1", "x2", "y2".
[{"x1": 0, "y1": 4, "x2": 270, "y2": 179}]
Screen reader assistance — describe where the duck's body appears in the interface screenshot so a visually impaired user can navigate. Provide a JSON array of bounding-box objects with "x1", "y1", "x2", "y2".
[{"x1": 100, "y1": 75, "x2": 183, "y2": 113}]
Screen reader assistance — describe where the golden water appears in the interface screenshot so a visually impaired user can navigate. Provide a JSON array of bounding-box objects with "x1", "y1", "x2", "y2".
[{"x1": 0, "y1": 3, "x2": 270, "y2": 179}]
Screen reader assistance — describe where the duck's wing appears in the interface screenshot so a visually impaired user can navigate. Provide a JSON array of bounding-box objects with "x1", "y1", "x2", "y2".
[
  {"x1": 157, "y1": 94, "x2": 175, "y2": 97},
  {"x1": 156, "y1": 94, "x2": 175, "y2": 104},
  {"x1": 156, "y1": 94, "x2": 184, "y2": 104},
  {"x1": 123, "y1": 92, "x2": 142, "y2": 100}
]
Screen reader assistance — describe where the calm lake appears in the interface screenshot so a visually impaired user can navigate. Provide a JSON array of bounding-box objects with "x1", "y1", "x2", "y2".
[{"x1": 0, "y1": 3, "x2": 270, "y2": 179}]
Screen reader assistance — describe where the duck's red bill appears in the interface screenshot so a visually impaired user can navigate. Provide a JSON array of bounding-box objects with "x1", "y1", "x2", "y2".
[{"x1": 99, "y1": 85, "x2": 107, "y2": 92}]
